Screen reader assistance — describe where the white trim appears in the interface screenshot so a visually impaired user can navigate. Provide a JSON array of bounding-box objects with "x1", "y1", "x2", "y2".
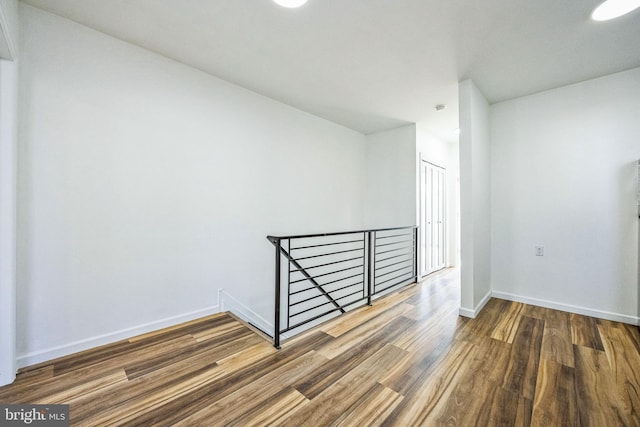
[
  {"x1": 458, "y1": 306, "x2": 475, "y2": 318},
  {"x1": 419, "y1": 152, "x2": 424, "y2": 277},
  {"x1": 0, "y1": 59, "x2": 17, "y2": 386},
  {"x1": 218, "y1": 289, "x2": 291, "y2": 339},
  {"x1": 16, "y1": 304, "x2": 221, "y2": 368},
  {"x1": 218, "y1": 289, "x2": 271, "y2": 332},
  {"x1": 459, "y1": 290, "x2": 491, "y2": 319},
  {"x1": 492, "y1": 291, "x2": 640, "y2": 326}
]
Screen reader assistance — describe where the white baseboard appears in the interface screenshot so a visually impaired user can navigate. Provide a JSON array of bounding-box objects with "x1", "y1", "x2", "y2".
[
  {"x1": 458, "y1": 307, "x2": 474, "y2": 318},
  {"x1": 16, "y1": 303, "x2": 221, "y2": 369},
  {"x1": 218, "y1": 289, "x2": 288, "y2": 339},
  {"x1": 459, "y1": 290, "x2": 492, "y2": 319},
  {"x1": 492, "y1": 291, "x2": 640, "y2": 326}
]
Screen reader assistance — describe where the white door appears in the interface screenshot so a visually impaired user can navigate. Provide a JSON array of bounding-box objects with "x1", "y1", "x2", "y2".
[{"x1": 421, "y1": 161, "x2": 446, "y2": 276}]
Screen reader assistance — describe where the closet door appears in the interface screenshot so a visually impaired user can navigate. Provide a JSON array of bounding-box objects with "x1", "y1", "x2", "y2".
[
  {"x1": 433, "y1": 166, "x2": 446, "y2": 271},
  {"x1": 421, "y1": 161, "x2": 446, "y2": 276}
]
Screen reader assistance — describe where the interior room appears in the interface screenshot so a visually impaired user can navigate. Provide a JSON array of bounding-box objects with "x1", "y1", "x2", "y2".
[{"x1": 0, "y1": 0, "x2": 638, "y2": 424}]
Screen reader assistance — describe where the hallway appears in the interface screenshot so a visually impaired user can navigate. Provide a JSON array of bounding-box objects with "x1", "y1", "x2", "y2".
[{"x1": 1, "y1": 269, "x2": 638, "y2": 425}]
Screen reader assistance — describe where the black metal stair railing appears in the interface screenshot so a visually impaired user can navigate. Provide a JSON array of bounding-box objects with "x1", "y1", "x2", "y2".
[{"x1": 267, "y1": 226, "x2": 418, "y2": 348}]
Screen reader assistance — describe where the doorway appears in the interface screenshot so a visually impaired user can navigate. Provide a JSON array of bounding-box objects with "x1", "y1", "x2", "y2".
[{"x1": 420, "y1": 161, "x2": 446, "y2": 277}]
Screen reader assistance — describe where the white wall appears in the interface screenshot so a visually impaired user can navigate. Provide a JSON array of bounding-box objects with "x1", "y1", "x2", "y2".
[
  {"x1": 17, "y1": 5, "x2": 367, "y2": 367},
  {"x1": 0, "y1": 0, "x2": 18, "y2": 388},
  {"x1": 491, "y1": 67, "x2": 640, "y2": 324},
  {"x1": 458, "y1": 79, "x2": 491, "y2": 316},
  {"x1": 365, "y1": 124, "x2": 417, "y2": 228},
  {"x1": 417, "y1": 125, "x2": 450, "y2": 167},
  {"x1": 0, "y1": 57, "x2": 18, "y2": 385}
]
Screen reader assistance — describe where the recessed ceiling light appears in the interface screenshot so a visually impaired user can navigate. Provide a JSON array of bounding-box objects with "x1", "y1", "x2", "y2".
[
  {"x1": 273, "y1": 0, "x2": 308, "y2": 8},
  {"x1": 591, "y1": 0, "x2": 640, "y2": 21}
]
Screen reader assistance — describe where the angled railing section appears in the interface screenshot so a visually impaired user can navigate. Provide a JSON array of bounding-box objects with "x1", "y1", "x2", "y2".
[
  {"x1": 266, "y1": 237, "x2": 346, "y2": 315},
  {"x1": 267, "y1": 226, "x2": 418, "y2": 348}
]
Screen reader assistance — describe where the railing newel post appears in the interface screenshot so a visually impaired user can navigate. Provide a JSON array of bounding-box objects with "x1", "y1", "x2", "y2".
[
  {"x1": 274, "y1": 238, "x2": 281, "y2": 349},
  {"x1": 287, "y1": 238, "x2": 291, "y2": 332},
  {"x1": 367, "y1": 231, "x2": 374, "y2": 305},
  {"x1": 367, "y1": 231, "x2": 376, "y2": 305}
]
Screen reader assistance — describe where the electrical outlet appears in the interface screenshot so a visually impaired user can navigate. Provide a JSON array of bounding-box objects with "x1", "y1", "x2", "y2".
[{"x1": 535, "y1": 245, "x2": 544, "y2": 256}]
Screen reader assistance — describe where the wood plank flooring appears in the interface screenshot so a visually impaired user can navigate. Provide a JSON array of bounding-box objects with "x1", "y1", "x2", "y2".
[{"x1": 1, "y1": 268, "x2": 640, "y2": 426}]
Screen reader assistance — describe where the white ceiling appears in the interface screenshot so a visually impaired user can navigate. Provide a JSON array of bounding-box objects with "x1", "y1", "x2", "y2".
[{"x1": 21, "y1": 0, "x2": 640, "y2": 142}]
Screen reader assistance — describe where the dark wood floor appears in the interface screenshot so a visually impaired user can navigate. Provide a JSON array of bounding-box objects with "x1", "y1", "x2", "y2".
[{"x1": 2, "y1": 269, "x2": 640, "y2": 426}]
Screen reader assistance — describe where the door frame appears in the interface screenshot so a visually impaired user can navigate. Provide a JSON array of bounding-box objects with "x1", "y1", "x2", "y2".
[{"x1": 419, "y1": 156, "x2": 447, "y2": 278}]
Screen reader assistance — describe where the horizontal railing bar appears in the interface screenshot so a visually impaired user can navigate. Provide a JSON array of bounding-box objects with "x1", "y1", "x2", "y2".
[
  {"x1": 375, "y1": 246, "x2": 413, "y2": 256},
  {"x1": 375, "y1": 254, "x2": 413, "y2": 271},
  {"x1": 291, "y1": 256, "x2": 363, "y2": 272},
  {"x1": 375, "y1": 238, "x2": 414, "y2": 248},
  {"x1": 375, "y1": 232, "x2": 413, "y2": 240},
  {"x1": 373, "y1": 278, "x2": 416, "y2": 296},
  {"x1": 326, "y1": 288, "x2": 364, "y2": 302},
  {"x1": 268, "y1": 226, "x2": 416, "y2": 242},
  {"x1": 289, "y1": 282, "x2": 365, "y2": 308},
  {"x1": 291, "y1": 239, "x2": 364, "y2": 251},
  {"x1": 289, "y1": 289, "x2": 365, "y2": 318},
  {"x1": 376, "y1": 242, "x2": 413, "y2": 250},
  {"x1": 379, "y1": 245, "x2": 411, "y2": 253},
  {"x1": 322, "y1": 281, "x2": 365, "y2": 296},
  {"x1": 318, "y1": 272, "x2": 364, "y2": 288},
  {"x1": 284, "y1": 308, "x2": 344, "y2": 332},
  {"x1": 376, "y1": 253, "x2": 412, "y2": 264},
  {"x1": 294, "y1": 247, "x2": 364, "y2": 261},
  {"x1": 375, "y1": 270, "x2": 414, "y2": 287},
  {"x1": 374, "y1": 258, "x2": 412, "y2": 271},
  {"x1": 289, "y1": 291, "x2": 360, "y2": 319},
  {"x1": 375, "y1": 264, "x2": 413, "y2": 280},
  {"x1": 290, "y1": 274, "x2": 364, "y2": 296},
  {"x1": 289, "y1": 288, "x2": 362, "y2": 310},
  {"x1": 282, "y1": 298, "x2": 367, "y2": 333},
  {"x1": 290, "y1": 264, "x2": 364, "y2": 285},
  {"x1": 289, "y1": 300, "x2": 336, "y2": 318}
]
